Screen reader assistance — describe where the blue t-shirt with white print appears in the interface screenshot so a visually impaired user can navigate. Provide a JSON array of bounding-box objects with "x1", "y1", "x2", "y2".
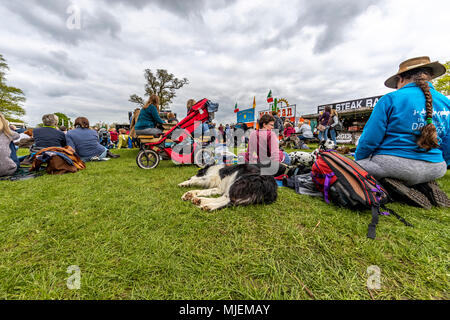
[{"x1": 355, "y1": 82, "x2": 450, "y2": 165}]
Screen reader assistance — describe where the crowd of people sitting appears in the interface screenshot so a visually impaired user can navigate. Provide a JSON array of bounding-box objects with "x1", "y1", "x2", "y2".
[
  {"x1": 1, "y1": 56, "x2": 448, "y2": 208},
  {"x1": 0, "y1": 112, "x2": 122, "y2": 177}
]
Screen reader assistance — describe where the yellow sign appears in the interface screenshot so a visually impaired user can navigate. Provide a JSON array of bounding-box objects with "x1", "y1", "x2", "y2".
[{"x1": 278, "y1": 98, "x2": 289, "y2": 106}]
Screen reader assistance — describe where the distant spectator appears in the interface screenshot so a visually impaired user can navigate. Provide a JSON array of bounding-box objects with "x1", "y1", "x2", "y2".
[
  {"x1": 109, "y1": 128, "x2": 119, "y2": 147},
  {"x1": 59, "y1": 125, "x2": 68, "y2": 134},
  {"x1": 129, "y1": 108, "x2": 140, "y2": 139},
  {"x1": 66, "y1": 117, "x2": 119, "y2": 161},
  {"x1": 297, "y1": 122, "x2": 314, "y2": 141},
  {"x1": 167, "y1": 112, "x2": 178, "y2": 124},
  {"x1": 0, "y1": 112, "x2": 20, "y2": 176},
  {"x1": 186, "y1": 99, "x2": 196, "y2": 114},
  {"x1": 271, "y1": 110, "x2": 284, "y2": 137},
  {"x1": 32, "y1": 114, "x2": 66, "y2": 152},
  {"x1": 283, "y1": 122, "x2": 295, "y2": 138},
  {"x1": 317, "y1": 106, "x2": 331, "y2": 141}
]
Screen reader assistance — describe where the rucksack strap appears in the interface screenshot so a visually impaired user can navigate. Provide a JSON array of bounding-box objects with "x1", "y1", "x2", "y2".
[
  {"x1": 367, "y1": 206, "x2": 380, "y2": 239},
  {"x1": 367, "y1": 205, "x2": 414, "y2": 239},
  {"x1": 323, "y1": 173, "x2": 335, "y2": 204},
  {"x1": 380, "y1": 205, "x2": 414, "y2": 227}
]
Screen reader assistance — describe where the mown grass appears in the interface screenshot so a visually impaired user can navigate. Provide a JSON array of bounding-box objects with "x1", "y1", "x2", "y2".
[{"x1": 0, "y1": 147, "x2": 448, "y2": 300}]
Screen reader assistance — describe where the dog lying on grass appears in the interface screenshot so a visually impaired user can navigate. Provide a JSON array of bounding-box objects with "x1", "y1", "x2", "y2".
[
  {"x1": 179, "y1": 164, "x2": 278, "y2": 211},
  {"x1": 288, "y1": 139, "x2": 336, "y2": 167}
]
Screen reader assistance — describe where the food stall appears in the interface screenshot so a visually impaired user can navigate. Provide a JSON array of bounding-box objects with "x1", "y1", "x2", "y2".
[{"x1": 301, "y1": 95, "x2": 383, "y2": 144}]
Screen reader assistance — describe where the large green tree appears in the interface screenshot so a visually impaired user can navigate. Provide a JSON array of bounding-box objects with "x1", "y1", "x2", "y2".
[
  {"x1": 432, "y1": 61, "x2": 450, "y2": 96},
  {"x1": 0, "y1": 54, "x2": 26, "y2": 122},
  {"x1": 129, "y1": 69, "x2": 189, "y2": 111},
  {"x1": 54, "y1": 112, "x2": 73, "y2": 127}
]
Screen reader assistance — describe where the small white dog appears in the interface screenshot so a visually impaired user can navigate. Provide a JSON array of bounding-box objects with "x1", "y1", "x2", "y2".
[{"x1": 289, "y1": 139, "x2": 336, "y2": 167}]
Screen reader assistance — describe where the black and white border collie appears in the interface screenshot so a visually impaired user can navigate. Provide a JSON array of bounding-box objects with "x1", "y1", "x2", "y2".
[
  {"x1": 289, "y1": 139, "x2": 336, "y2": 167},
  {"x1": 179, "y1": 164, "x2": 278, "y2": 211}
]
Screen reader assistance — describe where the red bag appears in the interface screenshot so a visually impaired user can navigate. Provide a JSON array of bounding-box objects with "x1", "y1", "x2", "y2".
[{"x1": 311, "y1": 151, "x2": 412, "y2": 239}]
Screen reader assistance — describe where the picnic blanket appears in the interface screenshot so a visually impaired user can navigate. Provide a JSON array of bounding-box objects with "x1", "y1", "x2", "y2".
[{"x1": 0, "y1": 167, "x2": 45, "y2": 181}]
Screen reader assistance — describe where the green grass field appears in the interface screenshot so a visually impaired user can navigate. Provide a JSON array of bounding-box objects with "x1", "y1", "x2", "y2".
[{"x1": 0, "y1": 147, "x2": 448, "y2": 300}]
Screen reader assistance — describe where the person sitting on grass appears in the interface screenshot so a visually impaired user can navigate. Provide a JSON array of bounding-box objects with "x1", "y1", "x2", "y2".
[
  {"x1": 32, "y1": 114, "x2": 67, "y2": 152},
  {"x1": 297, "y1": 121, "x2": 314, "y2": 141},
  {"x1": 117, "y1": 128, "x2": 130, "y2": 149},
  {"x1": 134, "y1": 95, "x2": 165, "y2": 136},
  {"x1": 0, "y1": 112, "x2": 20, "y2": 177},
  {"x1": 66, "y1": 117, "x2": 120, "y2": 162},
  {"x1": 355, "y1": 56, "x2": 450, "y2": 209},
  {"x1": 244, "y1": 114, "x2": 290, "y2": 165}
]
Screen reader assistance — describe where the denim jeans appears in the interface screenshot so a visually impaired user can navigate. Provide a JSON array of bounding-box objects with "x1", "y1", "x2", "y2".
[
  {"x1": 82, "y1": 147, "x2": 108, "y2": 162},
  {"x1": 318, "y1": 130, "x2": 326, "y2": 141},
  {"x1": 282, "y1": 151, "x2": 291, "y2": 165},
  {"x1": 9, "y1": 141, "x2": 20, "y2": 169},
  {"x1": 328, "y1": 128, "x2": 337, "y2": 145}
]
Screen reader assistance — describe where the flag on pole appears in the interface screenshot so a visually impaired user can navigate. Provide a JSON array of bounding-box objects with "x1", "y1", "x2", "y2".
[
  {"x1": 267, "y1": 90, "x2": 273, "y2": 103},
  {"x1": 252, "y1": 96, "x2": 256, "y2": 109},
  {"x1": 234, "y1": 102, "x2": 239, "y2": 113}
]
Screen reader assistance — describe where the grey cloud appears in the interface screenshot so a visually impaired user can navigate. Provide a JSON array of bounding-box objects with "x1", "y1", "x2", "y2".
[
  {"x1": 1, "y1": 0, "x2": 122, "y2": 44},
  {"x1": 263, "y1": 0, "x2": 380, "y2": 54},
  {"x1": 17, "y1": 50, "x2": 88, "y2": 80},
  {"x1": 105, "y1": 0, "x2": 237, "y2": 18}
]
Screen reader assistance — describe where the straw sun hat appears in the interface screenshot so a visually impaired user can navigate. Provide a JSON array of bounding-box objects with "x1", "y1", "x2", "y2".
[{"x1": 384, "y1": 56, "x2": 446, "y2": 89}]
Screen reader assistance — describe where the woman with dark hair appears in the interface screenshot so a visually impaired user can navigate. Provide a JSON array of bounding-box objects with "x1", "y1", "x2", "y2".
[
  {"x1": 244, "y1": 114, "x2": 290, "y2": 164},
  {"x1": 134, "y1": 95, "x2": 165, "y2": 136},
  {"x1": 317, "y1": 106, "x2": 331, "y2": 142},
  {"x1": 355, "y1": 56, "x2": 450, "y2": 208},
  {"x1": 66, "y1": 117, "x2": 119, "y2": 161}
]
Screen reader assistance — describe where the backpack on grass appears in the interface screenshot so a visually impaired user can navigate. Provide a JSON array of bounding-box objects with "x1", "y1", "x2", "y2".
[{"x1": 311, "y1": 151, "x2": 413, "y2": 239}]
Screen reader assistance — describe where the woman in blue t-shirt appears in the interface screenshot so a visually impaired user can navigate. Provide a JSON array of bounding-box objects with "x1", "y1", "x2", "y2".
[
  {"x1": 355, "y1": 56, "x2": 450, "y2": 208},
  {"x1": 134, "y1": 95, "x2": 165, "y2": 136}
]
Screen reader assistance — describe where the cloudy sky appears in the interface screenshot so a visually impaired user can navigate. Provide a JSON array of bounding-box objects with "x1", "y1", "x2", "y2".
[{"x1": 0, "y1": 0, "x2": 449, "y2": 126}]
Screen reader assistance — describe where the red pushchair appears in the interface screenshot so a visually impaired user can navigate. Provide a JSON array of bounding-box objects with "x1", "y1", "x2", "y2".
[{"x1": 136, "y1": 98, "x2": 217, "y2": 169}]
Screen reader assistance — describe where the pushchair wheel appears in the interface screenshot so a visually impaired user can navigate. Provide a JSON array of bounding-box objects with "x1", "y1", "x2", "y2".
[
  {"x1": 194, "y1": 148, "x2": 215, "y2": 168},
  {"x1": 136, "y1": 149, "x2": 160, "y2": 169}
]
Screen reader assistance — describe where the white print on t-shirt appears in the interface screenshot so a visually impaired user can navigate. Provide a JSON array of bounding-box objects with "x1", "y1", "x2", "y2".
[
  {"x1": 413, "y1": 109, "x2": 450, "y2": 117},
  {"x1": 411, "y1": 108, "x2": 449, "y2": 133}
]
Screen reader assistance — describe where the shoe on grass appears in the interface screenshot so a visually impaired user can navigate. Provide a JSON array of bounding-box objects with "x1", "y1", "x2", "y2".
[
  {"x1": 412, "y1": 181, "x2": 450, "y2": 208},
  {"x1": 381, "y1": 177, "x2": 432, "y2": 210},
  {"x1": 106, "y1": 150, "x2": 120, "y2": 158}
]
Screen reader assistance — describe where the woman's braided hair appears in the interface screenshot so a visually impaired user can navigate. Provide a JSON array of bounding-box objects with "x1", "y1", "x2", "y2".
[{"x1": 399, "y1": 67, "x2": 439, "y2": 151}]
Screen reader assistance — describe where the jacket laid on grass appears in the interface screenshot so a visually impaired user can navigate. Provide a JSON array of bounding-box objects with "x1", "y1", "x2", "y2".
[
  {"x1": 355, "y1": 82, "x2": 450, "y2": 165},
  {"x1": 31, "y1": 146, "x2": 86, "y2": 174}
]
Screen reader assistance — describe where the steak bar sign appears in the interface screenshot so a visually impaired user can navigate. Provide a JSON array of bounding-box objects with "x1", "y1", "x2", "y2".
[{"x1": 317, "y1": 95, "x2": 383, "y2": 113}]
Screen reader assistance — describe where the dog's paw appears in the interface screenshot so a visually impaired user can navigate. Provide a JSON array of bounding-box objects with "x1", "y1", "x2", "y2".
[
  {"x1": 192, "y1": 197, "x2": 202, "y2": 206},
  {"x1": 181, "y1": 191, "x2": 194, "y2": 201},
  {"x1": 201, "y1": 205, "x2": 211, "y2": 211},
  {"x1": 178, "y1": 181, "x2": 190, "y2": 187}
]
